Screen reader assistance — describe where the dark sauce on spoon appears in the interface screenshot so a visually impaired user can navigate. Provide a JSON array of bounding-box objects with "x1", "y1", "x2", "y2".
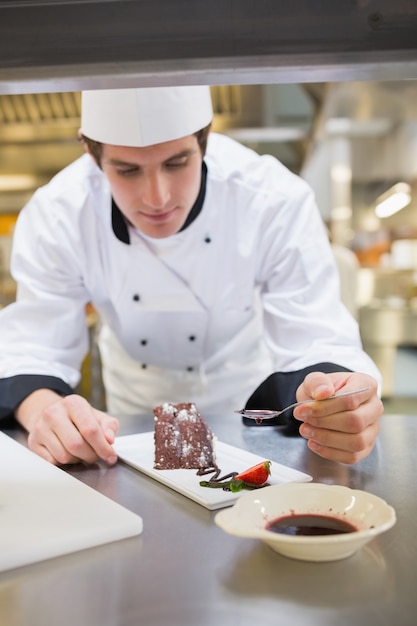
[{"x1": 266, "y1": 514, "x2": 358, "y2": 536}]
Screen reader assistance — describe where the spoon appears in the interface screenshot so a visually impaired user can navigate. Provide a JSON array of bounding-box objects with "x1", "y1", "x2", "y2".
[{"x1": 235, "y1": 387, "x2": 371, "y2": 424}]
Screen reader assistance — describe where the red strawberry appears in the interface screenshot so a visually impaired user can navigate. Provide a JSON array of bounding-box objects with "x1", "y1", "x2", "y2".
[
  {"x1": 199, "y1": 460, "x2": 271, "y2": 492},
  {"x1": 234, "y1": 460, "x2": 271, "y2": 486}
]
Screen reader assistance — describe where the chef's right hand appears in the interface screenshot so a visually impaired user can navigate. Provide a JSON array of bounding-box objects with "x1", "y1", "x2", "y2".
[{"x1": 15, "y1": 389, "x2": 120, "y2": 466}]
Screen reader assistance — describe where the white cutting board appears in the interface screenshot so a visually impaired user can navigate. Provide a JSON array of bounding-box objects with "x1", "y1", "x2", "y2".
[{"x1": 0, "y1": 432, "x2": 143, "y2": 573}]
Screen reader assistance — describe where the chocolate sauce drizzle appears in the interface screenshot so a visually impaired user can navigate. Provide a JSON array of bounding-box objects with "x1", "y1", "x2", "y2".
[
  {"x1": 197, "y1": 467, "x2": 239, "y2": 491},
  {"x1": 197, "y1": 467, "x2": 238, "y2": 481}
]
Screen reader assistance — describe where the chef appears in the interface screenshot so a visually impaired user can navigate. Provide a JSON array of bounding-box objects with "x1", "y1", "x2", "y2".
[{"x1": 0, "y1": 85, "x2": 383, "y2": 466}]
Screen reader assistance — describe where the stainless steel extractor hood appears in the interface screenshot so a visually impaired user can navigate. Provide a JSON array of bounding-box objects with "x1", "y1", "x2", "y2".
[{"x1": 0, "y1": 0, "x2": 417, "y2": 94}]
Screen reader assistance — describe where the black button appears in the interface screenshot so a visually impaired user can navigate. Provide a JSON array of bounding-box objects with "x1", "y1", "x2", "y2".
[
  {"x1": 142, "y1": 363, "x2": 147, "y2": 369},
  {"x1": 204, "y1": 237, "x2": 211, "y2": 243},
  {"x1": 133, "y1": 294, "x2": 140, "y2": 302},
  {"x1": 188, "y1": 335, "x2": 196, "y2": 342},
  {"x1": 140, "y1": 339, "x2": 148, "y2": 346},
  {"x1": 186, "y1": 366, "x2": 194, "y2": 372}
]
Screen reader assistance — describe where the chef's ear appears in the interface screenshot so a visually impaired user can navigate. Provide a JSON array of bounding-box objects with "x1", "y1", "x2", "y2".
[
  {"x1": 78, "y1": 129, "x2": 90, "y2": 154},
  {"x1": 78, "y1": 130, "x2": 102, "y2": 168},
  {"x1": 77, "y1": 128, "x2": 90, "y2": 154}
]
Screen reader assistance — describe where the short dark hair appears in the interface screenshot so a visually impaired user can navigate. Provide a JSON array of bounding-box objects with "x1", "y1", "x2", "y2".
[{"x1": 80, "y1": 123, "x2": 212, "y2": 168}]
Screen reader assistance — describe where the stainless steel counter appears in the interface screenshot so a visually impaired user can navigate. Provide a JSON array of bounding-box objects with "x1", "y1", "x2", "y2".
[{"x1": 0, "y1": 413, "x2": 416, "y2": 626}]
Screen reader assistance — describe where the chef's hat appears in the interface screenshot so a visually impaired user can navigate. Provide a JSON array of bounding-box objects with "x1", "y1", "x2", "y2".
[{"x1": 81, "y1": 85, "x2": 213, "y2": 147}]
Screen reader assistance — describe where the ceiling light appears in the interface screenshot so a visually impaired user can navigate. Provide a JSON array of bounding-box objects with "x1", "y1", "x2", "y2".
[
  {"x1": 224, "y1": 127, "x2": 307, "y2": 143},
  {"x1": 375, "y1": 182, "x2": 412, "y2": 218}
]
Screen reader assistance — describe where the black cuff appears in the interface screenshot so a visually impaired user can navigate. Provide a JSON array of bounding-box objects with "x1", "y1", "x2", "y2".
[
  {"x1": 0, "y1": 374, "x2": 74, "y2": 420},
  {"x1": 243, "y1": 362, "x2": 352, "y2": 434}
]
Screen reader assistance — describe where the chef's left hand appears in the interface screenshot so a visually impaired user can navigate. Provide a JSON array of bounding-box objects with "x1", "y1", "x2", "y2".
[{"x1": 292, "y1": 371, "x2": 383, "y2": 464}]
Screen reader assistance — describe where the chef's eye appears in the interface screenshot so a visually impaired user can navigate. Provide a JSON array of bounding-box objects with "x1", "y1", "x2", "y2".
[
  {"x1": 117, "y1": 167, "x2": 139, "y2": 177},
  {"x1": 165, "y1": 158, "x2": 188, "y2": 169}
]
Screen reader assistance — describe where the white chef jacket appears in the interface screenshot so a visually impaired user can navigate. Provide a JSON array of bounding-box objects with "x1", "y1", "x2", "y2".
[{"x1": 0, "y1": 133, "x2": 380, "y2": 417}]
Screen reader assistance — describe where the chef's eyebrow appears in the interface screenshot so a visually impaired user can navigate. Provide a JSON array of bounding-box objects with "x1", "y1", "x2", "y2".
[{"x1": 105, "y1": 149, "x2": 197, "y2": 168}]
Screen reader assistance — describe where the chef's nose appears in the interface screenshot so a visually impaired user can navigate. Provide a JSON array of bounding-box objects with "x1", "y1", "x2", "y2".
[{"x1": 141, "y1": 172, "x2": 170, "y2": 208}]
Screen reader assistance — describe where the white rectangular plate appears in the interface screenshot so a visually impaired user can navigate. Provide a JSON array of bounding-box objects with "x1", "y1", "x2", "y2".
[{"x1": 114, "y1": 432, "x2": 312, "y2": 510}]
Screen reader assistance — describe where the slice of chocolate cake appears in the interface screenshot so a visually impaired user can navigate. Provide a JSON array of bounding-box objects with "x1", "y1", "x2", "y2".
[{"x1": 153, "y1": 402, "x2": 218, "y2": 470}]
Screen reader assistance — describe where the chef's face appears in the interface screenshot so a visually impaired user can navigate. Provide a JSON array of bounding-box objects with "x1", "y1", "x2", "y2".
[{"x1": 100, "y1": 135, "x2": 203, "y2": 239}]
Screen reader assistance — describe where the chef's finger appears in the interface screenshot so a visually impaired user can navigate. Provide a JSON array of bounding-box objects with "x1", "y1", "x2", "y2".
[
  {"x1": 62, "y1": 396, "x2": 118, "y2": 464},
  {"x1": 96, "y1": 411, "x2": 120, "y2": 443},
  {"x1": 303, "y1": 421, "x2": 380, "y2": 464},
  {"x1": 294, "y1": 387, "x2": 365, "y2": 422},
  {"x1": 296, "y1": 386, "x2": 382, "y2": 427},
  {"x1": 297, "y1": 371, "x2": 338, "y2": 402},
  {"x1": 27, "y1": 428, "x2": 86, "y2": 465},
  {"x1": 27, "y1": 432, "x2": 60, "y2": 465},
  {"x1": 43, "y1": 394, "x2": 118, "y2": 465}
]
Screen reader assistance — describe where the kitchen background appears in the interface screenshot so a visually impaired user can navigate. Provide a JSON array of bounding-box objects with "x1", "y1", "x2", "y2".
[{"x1": 1, "y1": 80, "x2": 416, "y2": 408}]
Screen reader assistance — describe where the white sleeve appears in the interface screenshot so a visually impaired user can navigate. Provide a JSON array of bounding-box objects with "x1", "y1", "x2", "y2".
[
  {"x1": 0, "y1": 190, "x2": 90, "y2": 386},
  {"x1": 258, "y1": 181, "x2": 381, "y2": 388}
]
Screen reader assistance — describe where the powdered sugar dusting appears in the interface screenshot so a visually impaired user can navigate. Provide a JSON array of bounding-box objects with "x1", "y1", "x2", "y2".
[{"x1": 153, "y1": 402, "x2": 217, "y2": 470}]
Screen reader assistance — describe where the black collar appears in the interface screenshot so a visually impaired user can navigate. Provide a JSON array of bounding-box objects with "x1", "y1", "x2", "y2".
[{"x1": 111, "y1": 161, "x2": 207, "y2": 244}]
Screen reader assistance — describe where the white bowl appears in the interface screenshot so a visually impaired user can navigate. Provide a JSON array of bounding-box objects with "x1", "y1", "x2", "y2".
[{"x1": 214, "y1": 483, "x2": 396, "y2": 562}]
